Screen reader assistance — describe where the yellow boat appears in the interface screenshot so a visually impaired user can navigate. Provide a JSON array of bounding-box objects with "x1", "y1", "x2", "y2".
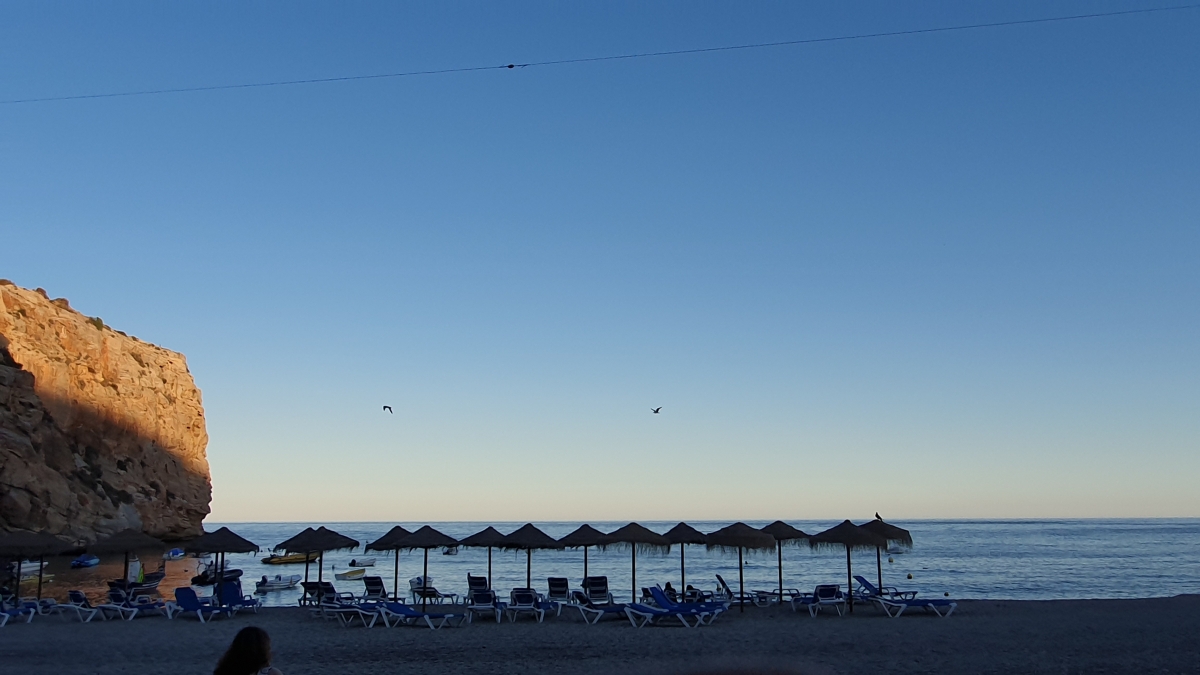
[{"x1": 261, "y1": 552, "x2": 321, "y2": 565}]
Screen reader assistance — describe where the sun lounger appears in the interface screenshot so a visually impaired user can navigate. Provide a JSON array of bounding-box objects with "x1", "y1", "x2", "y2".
[
  {"x1": 320, "y1": 599, "x2": 382, "y2": 627},
  {"x1": 467, "y1": 574, "x2": 489, "y2": 594},
  {"x1": 169, "y1": 588, "x2": 232, "y2": 623},
  {"x1": 545, "y1": 577, "x2": 571, "y2": 615},
  {"x1": 379, "y1": 601, "x2": 465, "y2": 630},
  {"x1": 64, "y1": 591, "x2": 102, "y2": 622},
  {"x1": 649, "y1": 586, "x2": 726, "y2": 624},
  {"x1": 716, "y1": 574, "x2": 769, "y2": 607},
  {"x1": 624, "y1": 598, "x2": 705, "y2": 624},
  {"x1": 874, "y1": 596, "x2": 957, "y2": 618},
  {"x1": 465, "y1": 590, "x2": 505, "y2": 624},
  {"x1": 853, "y1": 575, "x2": 917, "y2": 602},
  {"x1": 791, "y1": 584, "x2": 846, "y2": 617},
  {"x1": 506, "y1": 588, "x2": 546, "y2": 623},
  {"x1": 0, "y1": 603, "x2": 35, "y2": 627},
  {"x1": 298, "y1": 581, "x2": 321, "y2": 606},
  {"x1": 360, "y1": 576, "x2": 392, "y2": 602},
  {"x1": 582, "y1": 576, "x2": 614, "y2": 605},
  {"x1": 409, "y1": 577, "x2": 458, "y2": 605},
  {"x1": 219, "y1": 581, "x2": 260, "y2": 614}
]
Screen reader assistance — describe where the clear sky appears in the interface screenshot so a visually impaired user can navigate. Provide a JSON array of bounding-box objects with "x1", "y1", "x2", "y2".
[{"x1": 2, "y1": 1, "x2": 1197, "y2": 523}]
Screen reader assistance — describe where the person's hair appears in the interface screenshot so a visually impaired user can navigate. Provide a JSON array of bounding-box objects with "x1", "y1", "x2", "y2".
[{"x1": 214, "y1": 626, "x2": 272, "y2": 675}]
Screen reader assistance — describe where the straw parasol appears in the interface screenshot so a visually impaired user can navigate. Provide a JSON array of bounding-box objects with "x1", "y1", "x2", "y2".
[
  {"x1": 275, "y1": 526, "x2": 358, "y2": 583},
  {"x1": 0, "y1": 530, "x2": 73, "y2": 600},
  {"x1": 365, "y1": 526, "x2": 412, "y2": 600},
  {"x1": 557, "y1": 524, "x2": 611, "y2": 580},
  {"x1": 89, "y1": 529, "x2": 166, "y2": 586},
  {"x1": 605, "y1": 523, "x2": 670, "y2": 603},
  {"x1": 498, "y1": 524, "x2": 563, "y2": 590},
  {"x1": 185, "y1": 527, "x2": 259, "y2": 605},
  {"x1": 760, "y1": 521, "x2": 809, "y2": 605},
  {"x1": 457, "y1": 526, "x2": 509, "y2": 588},
  {"x1": 663, "y1": 523, "x2": 706, "y2": 593},
  {"x1": 706, "y1": 522, "x2": 775, "y2": 612},
  {"x1": 860, "y1": 516, "x2": 913, "y2": 596},
  {"x1": 808, "y1": 520, "x2": 888, "y2": 613},
  {"x1": 394, "y1": 526, "x2": 459, "y2": 610}
]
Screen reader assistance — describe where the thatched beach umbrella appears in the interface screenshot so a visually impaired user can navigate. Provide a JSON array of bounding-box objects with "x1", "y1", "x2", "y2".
[
  {"x1": 557, "y1": 524, "x2": 611, "y2": 580},
  {"x1": 276, "y1": 526, "x2": 357, "y2": 583},
  {"x1": 706, "y1": 522, "x2": 775, "y2": 612},
  {"x1": 760, "y1": 521, "x2": 809, "y2": 604},
  {"x1": 457, "y1": 526, "x2": 508, "y2": 588},
  {"x1": 365, "y1": 526, "x2": 412, "y2": 600},
  {"x1": 185, "y1": 527, "x2": 259, "y2": 605},
  {"x1": 606, "y1": 523, "x2": 671, "y2": 603},
  {"x1": 499, "y1": 524, "x2": 563, "y2": 590},
  {"x1": 394, "y1": 526, "x2": 458, "y2": 610},
  {"x1": 90, "y1": 529, "x2": 166, "y2": 586},
  {"x1": 663, "y1": 523, "x2": 707, "y2": 593},
  {"x1": 860, "y1": 516, "x2": 913, "y2": 595},
  {"x1": 275, "y1": 527, "x2": 317, "y2": 583},
  {"x1": 0, "y1": 531, "x2": 72, "y2": 600},
  {"x1": 808, "y1": 520, "x2": 888, "y2": 613}
]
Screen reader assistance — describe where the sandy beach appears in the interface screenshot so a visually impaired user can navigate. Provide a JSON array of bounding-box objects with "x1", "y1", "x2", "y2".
[{"x1": 4, "y1": 596, "x2": 1199, "y2": 674}]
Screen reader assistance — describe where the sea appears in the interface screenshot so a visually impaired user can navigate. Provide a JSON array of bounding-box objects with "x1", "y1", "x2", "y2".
[{"x1": 27, "y1": 519, "x2": 1200, "y2": 607}]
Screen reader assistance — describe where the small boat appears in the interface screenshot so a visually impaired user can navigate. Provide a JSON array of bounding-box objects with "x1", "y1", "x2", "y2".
[
  {"x1": 71, "y1": 554, "x2": 101, "y2": 568},
  {"x1": 442, "y1": 546, "x2": 458, "y2": 556},
  {"x1": 255, "y1": 574, "x2": 302, "y2": 593},
  {"x1": 334, "y1": 568, "x2": 365, "y2": 581},
  {"x1": 163, "y1": 548, "x2": 186, "y2": 561},
  {"x1": 261, "y1": 552, "x2": 320, "y2": 565},
  {"x1": 348, "y1": 557, "x2": 375, "y2": 567},
  {"x1": 190, "y1": 561, "x2": 243, "y2": 586},
  {"x1": 8, "y1": 559, "x2": 51, "y2": 573}
]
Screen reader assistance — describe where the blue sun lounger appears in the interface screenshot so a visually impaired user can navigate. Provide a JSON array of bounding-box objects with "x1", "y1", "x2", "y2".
[
  {"x1": 648, "y1": 586, "x2": 727, "y2": 624},
  {"x1": 379, "y1": 601, "x2": 465, "y2": 629},
  {"x1": 624, "y1": 602, "x2": 708, "y2": 628},
  {"x1": 170, "y1": 588, "x2": 232, "y2": 623},
  {"x1": 791, "y1": 584, "x2": 846, "y2": 617},
  {"x1": 853, "y1": 575, "x2": 917, "y2": 603}
]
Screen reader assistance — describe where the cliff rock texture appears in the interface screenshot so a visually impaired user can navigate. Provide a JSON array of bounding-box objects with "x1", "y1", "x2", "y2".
[{"x1": 0, "y1": 281, "x2": 210, "y2": 540}]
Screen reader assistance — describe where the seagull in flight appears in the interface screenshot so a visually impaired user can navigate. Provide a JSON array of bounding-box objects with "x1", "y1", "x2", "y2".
[
  {"x1": 383, "y1": 406, "x2": 393, "y2": 414},
  {"x1": 651, "y1": 407, "x2": 662, "y2": 414}
]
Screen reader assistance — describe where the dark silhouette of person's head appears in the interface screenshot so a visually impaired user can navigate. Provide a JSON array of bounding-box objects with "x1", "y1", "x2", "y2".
[{"x1": 215, "y1": 626, "x2": 273, "y2": 675}]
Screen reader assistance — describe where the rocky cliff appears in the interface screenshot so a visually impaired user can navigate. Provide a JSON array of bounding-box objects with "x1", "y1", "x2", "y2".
[{"x1": 0, "y1": 281, "x2": 210, "y2": 540}]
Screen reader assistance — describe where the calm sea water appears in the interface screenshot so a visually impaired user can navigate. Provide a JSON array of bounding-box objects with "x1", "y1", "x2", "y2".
[{"x1": 31, "y1": 520, "x2": 1200, "y2": 607}]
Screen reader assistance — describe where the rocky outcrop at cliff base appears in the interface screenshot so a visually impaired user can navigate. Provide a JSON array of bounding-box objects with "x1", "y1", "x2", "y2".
[{"x1": 0, "y1": 281, "x2": 210, "y2": 540}]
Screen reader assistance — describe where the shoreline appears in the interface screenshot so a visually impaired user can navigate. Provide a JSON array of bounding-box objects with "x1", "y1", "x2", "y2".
[{"x1": 5, "y1": 595, "x2": 1199, "y2": 674}]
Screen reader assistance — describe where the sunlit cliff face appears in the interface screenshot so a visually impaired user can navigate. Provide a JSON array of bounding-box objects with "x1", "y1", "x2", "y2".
[{"x1": 0, "y1": 281, "x2": 210, "y2": 540}]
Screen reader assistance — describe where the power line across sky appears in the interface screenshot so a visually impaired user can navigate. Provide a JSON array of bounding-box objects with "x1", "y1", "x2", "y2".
[{"x1": 3, "y1": 3, "x2": 1197, "y2": 105}]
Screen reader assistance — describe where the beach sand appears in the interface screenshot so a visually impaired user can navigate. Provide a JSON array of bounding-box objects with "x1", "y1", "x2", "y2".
[{"x1": 4, "y1": 596, "x2": 1199, "y2": 674}]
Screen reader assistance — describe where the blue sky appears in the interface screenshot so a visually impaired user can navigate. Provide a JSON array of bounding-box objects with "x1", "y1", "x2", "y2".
[{"x1": 2, "y1": 1, "x2": 1197, "y2": 522}]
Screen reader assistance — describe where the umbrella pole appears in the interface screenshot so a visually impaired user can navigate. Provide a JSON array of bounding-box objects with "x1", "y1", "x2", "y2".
[
  {"x1": 631, "y1": 547, "x2": 637, "y2": 603},
  {"x1": 123, "y1": 551, "x2": 129, "y2": 584},
  {"x1": 680, "y1": 545, "x2": 686, "y2": 592},
  {"x1": 37, "y1": 554, "x2": 45, "y2": 600},
  {"x1": 777, "y1": 542, "x2": 783, "y2": 605},
  {"x1": 877, "y1": 546, "x2": 883, "y2": 597},
  {"x1": 583, "y1": 546, "x2": 588, "y2": 579},
  {"x1": 738, "y1": 547, "x2": 745, "y2": 613},
  {"x1": 846, "y1": 545, "x2": 853, "y2": 614},
  {"x1": 394, "y1": 549, "x2": 400, "y2": 600},
  {"x1": 488, "y1": 547, "x2": 492, "y2": 588},
  {"x1": 15, "y1": 559, "x2": 22, "y2": 599},
  {"x1": 318, "y1": 553, "x2": 323, "y2": 582},
  {"x1": 526, "y1": 549, "x2": 532, "y2": 589},
  {"x1": 422, "y1": 548, "x2": 429, "y2": 612}
]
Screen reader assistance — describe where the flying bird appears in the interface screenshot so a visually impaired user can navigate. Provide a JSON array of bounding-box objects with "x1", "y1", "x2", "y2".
[
  {"x1": 383, "y1": 406, "x2": 393, "y2": 414},
  {"x1": 651, "y1": 407, "x2": 662, "y2": 414}
]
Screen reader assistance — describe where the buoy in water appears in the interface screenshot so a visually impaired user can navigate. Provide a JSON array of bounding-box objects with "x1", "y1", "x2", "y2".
[
  {"x1": 907, "y1": 573, "x2": 913, "y2": 579},
  {"x1": 888, "y1": 556, "x2": 894, "y2": 563},
  {"x1": 944, "y1": 592, "x2": 950, "y2": 597}
]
